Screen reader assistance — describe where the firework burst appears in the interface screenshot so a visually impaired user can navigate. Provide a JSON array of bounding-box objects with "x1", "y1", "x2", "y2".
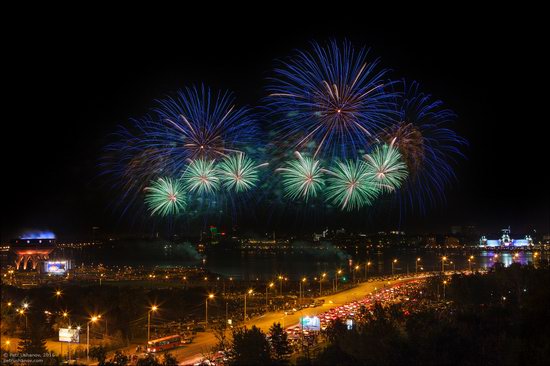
[
  {"x1": 144, "y1": 177, "x2": 187, "y2": 217},
  {"x1": 181, "y1": 158, "x2": 220, "y2": 195},
  {"x1": 382, "y1": 81, "x2": 467, "y2": 211},
  {"x1": 276, "y1": 151, "x2": 325, "y2": 201},
  {"x1": 267, "y1": 40, "x2": 397, "y2": 158},
  {"x1": 364, "y1": 138, "x2": 408, "y2": 193},
  {"x1": 218, "y1": 153, "x2": 268, "y2": 193},
  {"x1": 151, "y1": 85, "x2": 257, "y2": 163},
  {"x1": 323, "y1": 159, "x2": 379, "y2": 210}
]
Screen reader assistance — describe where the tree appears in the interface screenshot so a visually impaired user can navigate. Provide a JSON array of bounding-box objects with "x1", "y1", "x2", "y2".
[
  {"x1": 89, "y1": 345, "x2": 107, "y2": 364},
  {"x1": 162, "y1": 353, "x2": 178, "y2": 366},
  {"x1": 111, "y1": 350, "x2": 129, "y2": 365},
  {"x1": 269, "y1": 322, "x2": 292, "y2": 363},
  {"x1": 17, "y1": 331, "x2": 32, "y2": 353},
  {"x1": 136, "y1": 353, "x2": 160, "y2": 366},
  {"x1": 230, "y1": 326, "x2": 272, "y2": 365}
]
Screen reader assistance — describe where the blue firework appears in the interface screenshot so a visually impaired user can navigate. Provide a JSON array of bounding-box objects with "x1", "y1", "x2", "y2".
[
  {"x1": 267, "y1": 40, "x2": 397, "y2": 159},
  {"x1": 150, "y1": 85, "x2": 258, "y2": 168},
  {"x1": 382, "y1": 81, "x2": 467, "y2": 213}
]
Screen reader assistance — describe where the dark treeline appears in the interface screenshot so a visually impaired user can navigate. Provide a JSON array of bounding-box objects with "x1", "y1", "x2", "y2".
[
  {"x1": 298, "y1": 262, "x2": 550, "y2": 365},
  {"x1": 1, "y1": 284, "x2": 251, "y2": 345}
]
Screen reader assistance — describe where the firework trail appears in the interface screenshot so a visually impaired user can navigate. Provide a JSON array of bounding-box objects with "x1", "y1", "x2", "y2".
[
  {"x1": 267, "y1": 40, "x2": 397, "y2": 159},
  {"x1": 144, "y1": 177, "x2": 187, "y2": 217},
  {"x1": 382, "y1": 81, "x2": 467, "y2": 212},
  {"x1": 323, "y1": 159, "x2": 380, "y2": 211},
  {"x1": 277, "y1": 151, "x2": 325, "y2": 201},
  {"x1": 218, "y1": 153, "x2": 268, "y2": 193},
  {"x1": 364, "y1": 138, "x2": 408, "y2": 193}
]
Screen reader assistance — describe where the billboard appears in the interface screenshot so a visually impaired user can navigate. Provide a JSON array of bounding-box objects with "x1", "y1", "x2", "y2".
[
  {"x1": 59, "y1": 328, "x2": 79, "y2": 343},
  {"x1": 300, "y1": 316, "x2": 320, "y2": 331},
  {"x1": 45, "y1": 260, "x2": 68, "y2": 274}
]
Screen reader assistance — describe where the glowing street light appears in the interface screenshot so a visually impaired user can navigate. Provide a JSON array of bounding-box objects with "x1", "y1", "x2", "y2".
[
  {"x1": 365, "y1": 262, "x2": 371, "y2": 280},
  {"x1": 278, "y1": 275, "x2": 284, "y2": 296},
  {"x1": 415, "y1": 258, "x2": 421, "y2": 273},
  {"x1": 244, "y1": 289, "x2": 253, "y2": 322},
  {"x1": 443, "y1": 280, "x2": 448, "y2": 300},
  {"x1": 205, "y1": 294, "x2": 214, "y2": 327},
  {"x1": 354, "y1": 265, "x2": 360, "y2": 283},
  {"x1": 147, "y1": 306, "x2": 158, "y2": 342},
  {"x1": 87, "y1": 315, "x2": 100, "y2": 364},
  {"x1": 468, "y1": 255, "x2": 475, "y2": 272},
  {"x1": 335, "y1": 270, "x2": 342, "y2": 291},
  {"x1": 319, "y1": 273, "x2": 326, "y2": 296},
  {"x1": 55, "y1": 290, "x2": 62, "y2": 298},
  {"x1": 391, "y1": 259, "x2": 398, "y2": 276},
  {"x1": 441, "y1": 256, "x2": 447, "y2": 272},
  {"x1": 299, "y1": 277, "x2": 307, "y2": 304},
  {"x1": 266, "y1": 282, "x2": 274, "y2": 309}
]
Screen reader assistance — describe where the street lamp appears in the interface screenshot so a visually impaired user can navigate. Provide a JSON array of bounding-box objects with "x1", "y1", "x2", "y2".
[
  {"x1": 278, "y1": 275, "x2": 284, "y2": 296},
  {"x1": 468, "y1": 255, "x2": 474, "y2": 272},
  {"x1": 443, "y1": 280, "x2": 448, "y2": 300},
  {"x1": 87, "y1": 315, "x2": 99, "y2": 364},
  {"x1": 299, "y1": 278, "x2": 307, "y2": 304},
  {"x1": 354, "y1": 265, "x2": 360, "y2": 283},
  {"x1": 416, "y1": 258, "x2": 421, "y2": 273},
  {"x1": 244, "y1": 289, "x2": 253, "y2": 322},
  {"x1": 365, "y1": 262, "x2": 371, "y2": 280},
  {"x1": 319, "y1": 273, "x2": 326, "y2": 296},
  {"x1": 266, "y1": 282, "x2": 274, "y2": 309},
  {"x1": 335, "y1": 270, "x2": 342, "y2": 291},
  {"x1": 391, "y1": 259, "x2": 398, "y2": 275},
  {"x1": 205, "y1": 294, "x2": 214, "y2": 328},
  {"x1": 18, "y1": 308, "x2": 28, "y2": 331},
  {"x1": 147, "y1": 306, "x2": 158, "y2": 342},
  {"x1": 441, "y1": 256, "x2": 447, "y2": 272},
  {"x1": 55, "y1": 290, "x2": 62, "y2": 298}
]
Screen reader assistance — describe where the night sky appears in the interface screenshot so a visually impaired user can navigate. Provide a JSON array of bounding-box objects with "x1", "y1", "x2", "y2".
[{"x1": 3, "y1": 14, "x2": 548, "y2": 240}]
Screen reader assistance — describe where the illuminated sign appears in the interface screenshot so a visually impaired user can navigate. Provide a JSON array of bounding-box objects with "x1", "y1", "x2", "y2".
[
  {"x1": 300, "y1": 316, "x2": 320, "y2": 331},
  {"x1": 59, "y1": 328, "x2": 79, "y2": 343},
  {"x1": 346, "y1": 319, "x2": 353, "y2": 330},
  {"x1": 45, "y1": 261, "x2": 68, "y2": 274}
]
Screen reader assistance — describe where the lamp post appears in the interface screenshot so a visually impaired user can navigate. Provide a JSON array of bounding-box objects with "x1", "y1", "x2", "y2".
[
  {"x1": 468, "y1": 255, "x2": 474, "y2": 272},
  {"x1": 278, "y1": 275, "x2": 284, "y2": 296},
  {"x1": 266, "y1": 283, "x2": 274, "y2": 310},
  {"x1": 205, "y1": 294, "x2": 214, "y2": 328},
  {"x1": 60, "y1": 311, "x2": 69, "y2": 360},
  {"x1": 443, "y1": 280, "x2": 448, "y2": 300},
  {"x1": 391, "y1": 259, "x2": 397, "y2": 276},
  {"x1": 441, "y1": 256, "x2": 447, "y2": 272},
  {"x1": 147, "y1": 306, "x2": 158, "y2": 342},
  {"x1": 299, "y1": 278, "x2": 306, "y2": 305},
  {"x1": 18, "y1": 308, "x2": 28, "y2": 331},
  {"x1": 244, "y1": 289, "x2": 253, "y2": 322},
  {"x1": 365, "y1": 262, "x2": 371, "y2": 281},
  {"x1": 87, "y1": 316, "x2": 99, "y2": 364},
  {"x1": 415, "y1": 258, "x2": 421, "y2": 274},
  {"x1": 335, "y1": 270, "x2": 342, "y2": 291},
  {"x1": 354, "y1": 265, "x2": 360, "y2": 283},
  {"x1": 319, "y1": 273, "x2": 326, "y2": 296}
]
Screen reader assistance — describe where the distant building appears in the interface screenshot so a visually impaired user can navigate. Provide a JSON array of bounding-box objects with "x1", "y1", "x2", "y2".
[{"x1": 479, "y1": 227, "x2": 532, "y2": 248}]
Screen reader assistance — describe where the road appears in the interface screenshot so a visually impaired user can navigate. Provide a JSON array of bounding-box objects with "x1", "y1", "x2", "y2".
[{"x1": 173, "y1": 275, "x2": 419, "y2": 365}]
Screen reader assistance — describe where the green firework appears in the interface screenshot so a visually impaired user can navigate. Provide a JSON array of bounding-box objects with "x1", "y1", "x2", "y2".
[
  {"x1": 323, "y1": 159, "x2": 379, "y2": 210},
  {"x1": 277, "y1": 151, "x2": 324, "y2": 201},
  {"x1": 181, "y1": 158, "x2": 220, "y2": 195},
  {"x1": 144, "y1": 177, "x2": 186, "y2": 217},
  {"x1": 364, "y1": 138, "x2": 408, "y2": 192},
  {"x1": 218, "y1": 153, "x2": 268, "y2": 193}
]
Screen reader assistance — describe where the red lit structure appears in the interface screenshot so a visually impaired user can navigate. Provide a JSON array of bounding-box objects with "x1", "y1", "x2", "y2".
[{"x1": 11, "y1": 238, "x2": 56, "y2": 270}]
